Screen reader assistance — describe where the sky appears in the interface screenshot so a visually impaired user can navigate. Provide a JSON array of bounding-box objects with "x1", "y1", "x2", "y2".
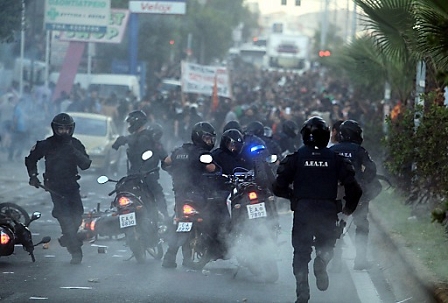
[
  {"x1": 252, "y1": 0, "x2": 323, "y2": 15},
  {"x1": 250, "y1": 0, "x2": 354, "y2": 16}
]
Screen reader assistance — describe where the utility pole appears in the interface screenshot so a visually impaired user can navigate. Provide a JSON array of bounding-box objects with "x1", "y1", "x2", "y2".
[
  {"x1": 320, "y1": 0, "x2": 330, "y2": 50},
  {"x1": 19, "y1": 0, "x2": 26, "y2": 96},
  {"x1": 351, "y1": 0, "x2": 357, "y2": 41}
]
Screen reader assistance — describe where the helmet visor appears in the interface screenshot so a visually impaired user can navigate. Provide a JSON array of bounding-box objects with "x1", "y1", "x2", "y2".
[
  {"x1": 202, "y1": 133, "x2": 216, "y2": 147},
  {"x1": 227, "y1": 140, "x2": 243, "y2": 154},
  {"x1": 55, "y1": 125, "x2": 74, "y2": 136}
]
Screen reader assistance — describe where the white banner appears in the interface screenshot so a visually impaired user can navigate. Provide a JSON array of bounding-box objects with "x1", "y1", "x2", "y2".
[{"x1": 181, "y1": 62, "x2": 232, "y2": 98}]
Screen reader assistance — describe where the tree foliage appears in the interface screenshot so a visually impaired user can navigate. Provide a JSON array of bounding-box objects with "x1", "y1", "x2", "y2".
[
  {"x1": 327, "y1": 0, "x2": 448, "y2": 222},
  {"x1": 0, "y1": 1, "x2": 27, "y2": 43}
]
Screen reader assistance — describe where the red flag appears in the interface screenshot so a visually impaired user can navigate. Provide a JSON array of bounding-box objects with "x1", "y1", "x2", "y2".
[{"x1": 211, "y1": 74, "x2": 219, "y2": 112}]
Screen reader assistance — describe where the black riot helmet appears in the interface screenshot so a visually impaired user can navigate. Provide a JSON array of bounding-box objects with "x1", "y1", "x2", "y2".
[
  {"x1": 245, "y1": 121, "x2": 264, "y2": 137},
  {"x1": 282, "y1": 120, "x2": 299, "y2": 138},
  {"x1": 126, "y1": 110, "x2": 147, "y2": 134},
  {"x1": 51, "y1": 113, "x2": 75, "y2": 141},
  {"x1": 220, "y1": 129, "x2": 244, "y2": 156},
  {"x1": 339, "y1": 120, "x2": 363, "y2": 144},
  {"x1": 300, "y1": 116, "x2": 330, "y2": 149},
  {"x1": 191, "y1": 121, "x2": 216, "y2": 151},
  {"x1": 223, "y1": 120, "x2": 242, "y2": 133},
  {"x1": 148, "y1": 123, "x2": 163, "y2": 142}
]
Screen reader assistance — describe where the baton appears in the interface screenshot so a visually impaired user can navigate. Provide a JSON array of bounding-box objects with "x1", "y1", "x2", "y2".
[{"x1": 39, "y1": 184, "x2": 65, "y2": 199}]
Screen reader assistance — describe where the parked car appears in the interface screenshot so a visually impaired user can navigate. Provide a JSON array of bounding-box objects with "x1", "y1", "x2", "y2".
[{"x1": 66, "y1": 112, "x2": 122, "y2": 174}]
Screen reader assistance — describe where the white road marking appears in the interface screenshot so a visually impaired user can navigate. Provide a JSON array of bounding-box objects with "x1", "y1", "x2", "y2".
[{"x1": 345, "y1": 234, "x2": 383, "y2": 303}]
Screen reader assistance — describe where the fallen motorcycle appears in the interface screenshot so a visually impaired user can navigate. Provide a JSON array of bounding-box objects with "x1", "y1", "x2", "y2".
[
  {"x1": 81, "y1": 202, "x2": 123, "y2": 241},
  {"x1": 97, "y1": 150, "x2": 165, "y2": 263},
  {"x1": 0, "y1": 202, "x2": 51, "y2": 262}
]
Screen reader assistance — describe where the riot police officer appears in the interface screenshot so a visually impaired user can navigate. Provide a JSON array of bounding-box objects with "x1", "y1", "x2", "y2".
[
  {"x1": 25, "y1": 113, "x2": 91, "y2": 264},
  {"x1": 330, "y1": 119, "x2": 377, "y2": 270},
  {"x1": 273, "y1": 116, "x2": 362, "y2": 303},
  {"x1": 276, "y1": 119, "x2": 300, "y2": 156},
  {"x1": 261, "y1": 126, "x2": 282, "y2": 160},
  {"x1": 112, "y1": 110, "x2": 169, "y2": 218},
  {"x1": 161, "y1": 121, "x2": 217, "y2": 268},
  {"x1": 212, "y1": 129, "x2": 245, "y2": 176}
]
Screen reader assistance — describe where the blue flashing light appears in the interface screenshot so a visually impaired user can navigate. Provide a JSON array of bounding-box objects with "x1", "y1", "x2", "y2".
[{"x1": 250, "y1": 145, "x2": 266, "y2": 153}]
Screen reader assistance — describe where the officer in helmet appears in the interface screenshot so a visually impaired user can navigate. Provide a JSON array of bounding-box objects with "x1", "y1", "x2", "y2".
[
  {"x1": 330, "y1": 119, "x2": 377, "y2": 270},
  {"x1": 161, "y1": 121, "x2": 217, "y2": 269},
  {"x1": 212, "y1": 129, "x2": 245, "y2": 175},
  {"x1": 240, "y1": 121, "x2": 269, "y2": 169},
  {"x1": 261, "y1": 125, "x2": 282, "y2": 161},
  {"x1": 112, "y1": 110, "x2": 169, "y2": 218},
  {"x1": 276, "y1": 119, "x2": 301, "y2": 156},
  {"x1": 207, "y1": 128, "x2": 245, "y2": 258},
  {"x1": 273, "y1": 116, "x2": 362, "y2": 303},
  {"x1": 25, "y1": 113, "x2": 92, "y2": 264}
]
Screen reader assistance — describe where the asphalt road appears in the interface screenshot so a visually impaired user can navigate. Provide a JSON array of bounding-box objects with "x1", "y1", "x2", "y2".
[{"x1": 0, "y1": 158, "x2": 435, "y2": 303}]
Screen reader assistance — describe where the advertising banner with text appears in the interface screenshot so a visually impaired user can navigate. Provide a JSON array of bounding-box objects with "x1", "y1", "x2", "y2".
[
  {"x1": 45, "y1": 0, "x2": 110, "y2": 33},
  {"x1": 58, "y1": 9, "x2": 129, "y2": 44}
]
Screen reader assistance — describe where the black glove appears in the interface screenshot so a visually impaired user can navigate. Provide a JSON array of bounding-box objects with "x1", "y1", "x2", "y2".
[
  {"x1": 112, "y1": 136, "x2": 127, "y2": 150},
  {"x1": 29, "y1": 175, "x2": 41, "y2": 188}
]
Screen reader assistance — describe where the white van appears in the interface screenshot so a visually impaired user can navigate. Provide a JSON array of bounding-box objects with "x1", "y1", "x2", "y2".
[
  {"x1": 49, "y1": 72, "x2": 141, "y2": 101},
  {"x1": 89, "y1": 74, "x2": 141, "y2": 101}
]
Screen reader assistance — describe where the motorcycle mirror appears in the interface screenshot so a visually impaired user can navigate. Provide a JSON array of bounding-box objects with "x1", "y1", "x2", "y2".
[
  {"x1": 199, "y1": 154, "x2": 213, "y2": 164},
  {"x1": 34, "y1": 236, "x2": 51, "y2": 246},
  {"x1": 30, "y1": 212, "x2": 41, "y2": 221},
  {"x1": 97, "y1": 176, "x2": 109, "y2": 184},
  {"x1": 266, "y1": 155, "x2": 278, "y2": 163},
  {"x1": 142, "y1": 150, "x2": 153, "y2": 160}
]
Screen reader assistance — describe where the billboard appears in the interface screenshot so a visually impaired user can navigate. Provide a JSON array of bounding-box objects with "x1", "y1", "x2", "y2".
[
  {"x1": 58, "y1": 9, "x2": 129, "y2": 44},
  {"x1": 129, "y1": 0, "x2": 186, "y2": 15},
  {"x1": 44, "y1": 0, "x2": 111, "y2": 33}
]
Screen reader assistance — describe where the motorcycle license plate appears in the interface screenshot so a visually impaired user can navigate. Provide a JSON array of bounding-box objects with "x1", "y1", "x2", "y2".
[
  {"x1": 176, "y1": 222, "x2": 193, "y2": 232},
  {"x1": 119, "y1": 212, "x2": 137, "y2": 228},
  {"x1": 247, "y1": 202, "x2": 267, "y2": 219}
]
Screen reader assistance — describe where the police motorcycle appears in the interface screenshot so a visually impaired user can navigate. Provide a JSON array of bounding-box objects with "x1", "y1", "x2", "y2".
[
  {"x1": 222, "y1": 144, "x2": 280, "y2": 283},
  {"x1": 97, "y1": 150, "x2": 165, "y2": 263},
  {"x1": 172, "y1": 154, "x2": 230, "y2": 270},
  {"x1": 0, "y1": 203, "x2": 51, "y2": 262}
]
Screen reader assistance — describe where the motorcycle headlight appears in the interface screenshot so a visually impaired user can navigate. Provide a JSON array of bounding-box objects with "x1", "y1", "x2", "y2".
[
  {"x1": 183, "y1": 204, "x2": 199, "y2": 216},
  {"x1": 1, "y1": 230, "x2": 11, "y2": 244}
]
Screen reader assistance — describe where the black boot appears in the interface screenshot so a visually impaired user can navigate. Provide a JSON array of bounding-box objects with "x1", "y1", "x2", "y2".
[
  {"x1": 68, "y1": 246, "x2": 83, "y2": 265},
  {"x1": 295, "y1": 271, "x2": 310, "y2": 303},
  {"x1": 162, "y1": 247, "x2": 178, "y2": 268},
  {"x1": 314, "y1": 250, "x2": 332, "y2": 291}
]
